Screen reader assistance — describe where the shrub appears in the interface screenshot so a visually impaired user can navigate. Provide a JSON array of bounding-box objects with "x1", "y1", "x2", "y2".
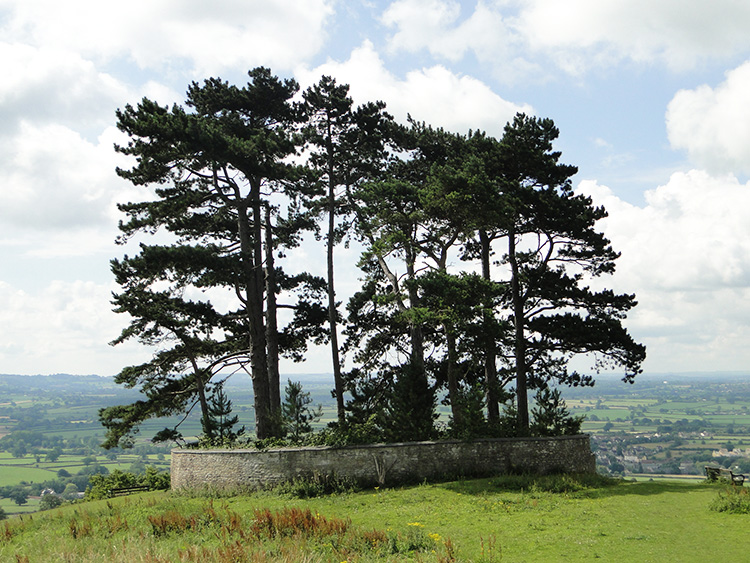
[
  {"x1": 86, "y1": 466, "x2": 170, "y2": 499},
  {"x1": 487, "y1": 472, "x2": 619, "y2": 494},
  {"x1": 314, "y1": 415, "x2": 384, "y2": 447},
  {"x1": 710, "y1": 486, "x2": 750, "y2": 513},
  {"x1": 39, "y1": 494, "x2": 63, "y2": 510},
  {"x1": 200, "y1": 381, "x2": 246, "y2": 447},
  {"x1": 271, "y1": 473, "x2": 358, "y2": 498},
  {"x1": 142, "y1": 465, "x2": 171, "y2": 491}
]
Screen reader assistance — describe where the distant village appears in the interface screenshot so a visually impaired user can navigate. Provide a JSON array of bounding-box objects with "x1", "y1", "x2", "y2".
[{"x1": 593, "y1": 432, "x2": 750, "y2": 477}]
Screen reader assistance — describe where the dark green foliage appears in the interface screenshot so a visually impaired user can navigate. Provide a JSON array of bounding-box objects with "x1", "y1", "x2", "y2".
[
  {"x1": 141, "y1": 466, "x2": 172, "y2": 491},
  {"x1": 281, "y1": 380, "x2": 322, "y2": 442},
  {"x1": 99, "y1": 246, "x2": 243, "y2": 448},
  {"x1": 87, "y1": 467, "x2": 170, "y2": 500},
  {"x1": 342, "y1": 122, "x2": 472, "y2": 442},
  {"x1": 302, "y1": 76, "x2": 365, "y2": 426},
  {"x1": 340, "y1": 113, "x2": 644, "y2": 440},
  {"x1": 317, "y1": 414, "x2": 385, "y2": 447},
  {"x1": 106, "y1": 67, "x2": 330, "y2": 441},
  {"x1": 9, "y1": 489, "x2": 27, "y2": 505},
  {"x1": 271, "y1": 473, "x2": 358, "y2": 498},
  {"x1": 39, "y1": 494, "x2": 63, "y2": 511},
  {"x1": 384, "y1": 363, "x2": 437, "y2": 442},
  {"x1": 100, "y1": 396, "x2": 190, "y2": 450},
  {"x1": 200, "y1": 382, "x2": 245, "y2": 447},
  {"x1": 709, "y1": 486, "x2": 750, "y2": 513},
  {"x1": 469, "y1": 114, "x2": 646, "y2": 433},
  {"x1": 444, "y1": 382, "x2": 495, "y2": 440},
  {"x1": 495, "y1": 400, "x2": 521, "y2": 437},
  {"x1": 106, "y1": 65, "x2": 643, "y2": 447},
  {"x1": 0, "y1": 430, "x2": 44, "y2": 451},
  {"x1": 530, "y1": 386, "x2": 584, "y2": 437},
  {"x1": 76, "y1": 463, "x2": 109, "y2": 476}
]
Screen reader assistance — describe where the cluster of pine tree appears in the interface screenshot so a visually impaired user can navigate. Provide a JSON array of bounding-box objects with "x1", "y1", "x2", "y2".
[{"x1": 99, "y1": 68, "x2": 645, "y2": 448}]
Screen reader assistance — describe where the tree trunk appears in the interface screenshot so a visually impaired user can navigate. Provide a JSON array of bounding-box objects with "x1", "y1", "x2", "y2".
[
  {"x1": 189, "y1": 355, "x2": 211, "y2": 436},
  {"x1": 508, "y1": 226, "x2": 529, "y2": 435},
  {"x1": 404, "y1": 248, "x2": 433, "y2": 438},
  {"x1": 264, "y1": 204, "x2": 281, "y2": 428},
  {"x1": 325, "y1": 122, "x2": 346, "y2": 426},
  {"x1": 238, "y1": 197, "x2": 273, "y2": 440},
  {"x1": 479, "y1": 229, "x2": 500, "y2": 423},
  {"x1": 405, "y1": 248, "x2": 426, "y2": 377}
]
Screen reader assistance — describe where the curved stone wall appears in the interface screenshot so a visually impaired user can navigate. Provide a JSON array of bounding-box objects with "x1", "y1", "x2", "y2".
[{"x1": 171, "y1": 435, "x2": 595, "y2": 490}]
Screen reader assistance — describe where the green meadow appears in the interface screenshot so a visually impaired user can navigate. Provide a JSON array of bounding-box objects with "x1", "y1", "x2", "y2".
[
  {"x1": 2, "y1": 476, "x2": 749, "y2": 562},
  {"x1": 0, "y1": 453, "x2": 169, "y2": 481}
]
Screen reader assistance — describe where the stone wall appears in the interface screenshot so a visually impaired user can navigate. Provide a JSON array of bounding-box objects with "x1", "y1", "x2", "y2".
[{"x1": 171, "y1": 435, "x2": 595, "y2": 490}]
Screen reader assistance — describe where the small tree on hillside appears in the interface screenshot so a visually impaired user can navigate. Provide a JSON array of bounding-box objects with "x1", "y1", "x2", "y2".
[
  {"x1": 201, "y1": 382, "x2": 245, "y2": 446},
  {"x1": 529, "y1": 386, "x2": 584, "y2": 436},
  {"x1": 10, "y1": 489, "x2": 28, "y2": 506},
  {"x1": 282, "y1": 380, "x2": 322, "y2": 442}
]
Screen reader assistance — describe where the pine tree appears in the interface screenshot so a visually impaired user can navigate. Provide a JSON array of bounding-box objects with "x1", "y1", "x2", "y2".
[
  {"x1": 109, "y1": 68, "x2": 315, "y2": 440},
  {"x1": 303, "y1": 77, "x2": 393, "y2": 427},
  {"x1": 201, "y1": 382, "x2": 245, "y2": 446},
  {"x1": 529, "y1": 385, "x2": 584, "y2": 436},
  {"x1": 281, "y1": 380, "x2": 322, "y2": 442},
  {"x1": 467, "y1": 113, "x2": 646, "y2": 435}
]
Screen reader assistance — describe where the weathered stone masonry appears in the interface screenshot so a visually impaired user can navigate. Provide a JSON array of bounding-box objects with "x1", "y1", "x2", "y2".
[{"x1": 171, "y1": 435, "x2": 595, "y2": 490}]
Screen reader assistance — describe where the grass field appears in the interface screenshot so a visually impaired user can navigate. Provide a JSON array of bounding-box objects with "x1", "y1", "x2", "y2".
[
  {"x1": 0, "y1": 496, "x2": 40, "y2": 518},
  {"x1": 0, "y1": 465, "x2": 57, "y2": 484},
  {"x1": 1, "y1": 476, "x2": 748, "y2": 562},
  {"x1": 0, "y1": 451, "x2": 171, "y2": 503}
]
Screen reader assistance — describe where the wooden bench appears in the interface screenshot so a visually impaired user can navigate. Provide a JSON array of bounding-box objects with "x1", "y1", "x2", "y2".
[
  {"x1": 109, "y1": 485, "x2": 150, "y2": 497},
  {"x1": 705, "y1": 466, "x2": 746, "y2": 485}
]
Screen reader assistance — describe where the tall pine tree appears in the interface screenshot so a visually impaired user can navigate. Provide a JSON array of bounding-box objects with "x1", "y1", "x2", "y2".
[{"x1": 110, "y1": 68, "x2": 308, "y2": 440}]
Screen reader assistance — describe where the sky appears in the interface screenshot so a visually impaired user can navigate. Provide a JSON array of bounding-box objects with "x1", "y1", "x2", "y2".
[{"x1": 3, "y1": 0, "x2": 750, "y2": 378}]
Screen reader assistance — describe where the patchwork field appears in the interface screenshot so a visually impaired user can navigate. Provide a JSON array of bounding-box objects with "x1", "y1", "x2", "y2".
[{"x1": 3, "y1": 371, "x2": 750, "y2": 519}]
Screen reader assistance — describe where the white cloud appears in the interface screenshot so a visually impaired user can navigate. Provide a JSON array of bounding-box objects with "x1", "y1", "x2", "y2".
[
  {"x1": 0, "y1": 122, "x2": 131, "y2": 244},
  {"x1": 1, "y1": 0, "x2": 335, "y2": 75},
  {"x1": 0, "y1": 280, "x2": 146, "y2": 376},
  {"x1": 379, "y1": 1, "x2": 750, "y2": 76},
  {"x1": 0, "y1": 43, "x2": 128, "y2": 134},
  {"x1": 382, "y1": 0, "x2": 463, "y2": 56},
  {"x1": 296, "y1": 41, "x2": 531, "y2": 137},
  {"x1": 0, "y1": 41, "x2": 189, "y2": 254},
  {"x1": 0, "y1": 41, "x2": 157, "y2": 248},
  {"x1": 380, "y1": 0, "x2": 539, "y2": 82},
  {"x1": 666, "y1": 61, "x2": 750, "y2": 175},
  {"x1": 577, "y1": 171, "x2": 750, "y2": 371},
  {"x1": 517, "y1": 0, "x2": 750, "y2": 71},
  {"x1": 581, "y1": 171, "x2": 750, "y2": 290},
  {"x1": 626, "y1": 285, "x2": 750, "y2": 372},
  {"x1": 383, "y1": 0, "x2": 516, "y2": 63}
]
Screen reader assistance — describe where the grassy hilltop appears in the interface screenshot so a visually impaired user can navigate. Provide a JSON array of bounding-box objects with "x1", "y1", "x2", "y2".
[
  {"x1": 2, "y1": 475, "x2": 750, "y2": 562},
  {"x1": 4, "y1": 373, "x2": 750, "y2": 560}
]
